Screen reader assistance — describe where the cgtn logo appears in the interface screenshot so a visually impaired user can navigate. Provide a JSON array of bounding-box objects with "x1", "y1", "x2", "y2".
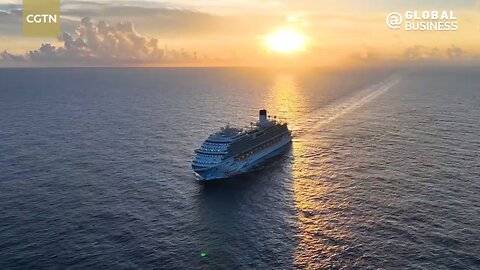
[
  {"x1": 386, "y1": 10, "x2": 458, "y2": 31},
  {"x1": 25, "y1": 14, "x2": 57, "y2": 24},
  {"x1": 22, "y1": 0, "x2": 60, "y2": 37}
]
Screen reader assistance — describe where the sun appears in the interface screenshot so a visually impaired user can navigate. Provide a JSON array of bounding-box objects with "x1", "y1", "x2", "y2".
[{"x1": 265, "y1": 29, "x2": 306, "y2": 53}]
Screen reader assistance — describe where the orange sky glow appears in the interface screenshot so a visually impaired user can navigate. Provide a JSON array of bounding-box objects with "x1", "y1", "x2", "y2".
[{"x1": 0, "y1": 0, "x2": 479, "y2": 66}]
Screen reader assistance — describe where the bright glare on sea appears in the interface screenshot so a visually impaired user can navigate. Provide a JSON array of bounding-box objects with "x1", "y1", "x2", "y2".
[{"x1": 0, "y1": 67, "x2": 479, "y2": 269}]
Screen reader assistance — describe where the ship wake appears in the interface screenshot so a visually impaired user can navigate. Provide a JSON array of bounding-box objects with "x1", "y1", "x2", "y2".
[{"x1": 293, "y1": 75, "x2": 401, "y2": 138}]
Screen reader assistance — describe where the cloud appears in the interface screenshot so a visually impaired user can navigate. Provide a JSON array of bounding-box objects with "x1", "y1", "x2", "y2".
[
  {"x1": 0, "y1": 3, "x2": 22, "y2": 36},
  {"x1": 446, "y1": 45, "x2": 464, "y2": 59},
  {"x1": 404, "y1": 45, "x2": 441, "y2": 60},
  {"x1": 0, "y1": 50, "x2": 26, "y2": 61},
  {"x1": 1, "y1": 17, "x2": 197, "y2": 65},
  {"x1": 0, "y1": 1, "x2": 288, "y2": 38},
  {"x1": 349, "y1": 44, "x2": 380, "y2": 64},
  {"x1": 58, "y1": 2, "x2": 228, "y2": 38},
  {"x1": 403, "y1": 44, "x2": 467, "y2": 61},
  {"x1": 59, "y1": 1, "x2": 312, "y2": 39}
]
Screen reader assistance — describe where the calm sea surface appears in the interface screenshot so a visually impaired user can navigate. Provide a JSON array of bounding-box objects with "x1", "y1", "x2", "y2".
[{"x1": 0, "y1": 67, "x2": 479, "y2": 269}]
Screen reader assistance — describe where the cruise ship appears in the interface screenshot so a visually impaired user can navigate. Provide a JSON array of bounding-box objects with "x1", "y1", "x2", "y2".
[{"x1": 191, "y1": 109, "x2": 292, "y2": 181}]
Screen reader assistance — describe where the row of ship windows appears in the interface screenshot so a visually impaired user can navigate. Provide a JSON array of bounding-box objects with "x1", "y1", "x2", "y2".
[
  {"x1": 201, "y1": 144, "x2": 227, "y2": 150},
  {"x1": 199, "y1": 154, "x2": 222, "y2": 158},
  {"x1": 234, "y1": 134, "x2": 286, "y2": 161},
  {"x1": 203, "y1": 142, "x2": 227, "y2": 147},
  {"x1": 195, "y1": 160, "x2": 219, "y2": 165},
  {"x1": 202, "y1": 146, "x2": 226, "y2": 150},
  {"x1": 200, "y1": 148, "x2": 225, "y2": 153}
]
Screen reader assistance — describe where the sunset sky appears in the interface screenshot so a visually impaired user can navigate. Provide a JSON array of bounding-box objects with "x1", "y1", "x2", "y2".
[{"x1": 1, "y1": 0, "x2": 480, "y2": 66}]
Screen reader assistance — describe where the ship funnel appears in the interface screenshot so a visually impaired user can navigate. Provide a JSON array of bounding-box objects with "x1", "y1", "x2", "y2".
[{"x1": 259, "y1": 109, "x2": 268, "y2": 125}]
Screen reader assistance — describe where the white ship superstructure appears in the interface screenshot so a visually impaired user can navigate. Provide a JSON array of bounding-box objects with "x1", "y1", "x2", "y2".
[{"x1": 192, "y1": 109, "x2": 292, "y2": 181}]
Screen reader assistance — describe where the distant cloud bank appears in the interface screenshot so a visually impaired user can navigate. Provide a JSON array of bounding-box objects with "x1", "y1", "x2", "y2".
[
  {"x1": 403, "y1": 45, "x2": 465, "y2": 60},
  {"x1": 1, "y1": 17, "x2": 197, "y2": 66}
]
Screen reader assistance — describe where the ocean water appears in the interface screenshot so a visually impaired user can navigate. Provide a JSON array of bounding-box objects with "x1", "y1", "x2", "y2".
[{"x1": 0, "y1": 67, "x2": 479, "y2": 269}]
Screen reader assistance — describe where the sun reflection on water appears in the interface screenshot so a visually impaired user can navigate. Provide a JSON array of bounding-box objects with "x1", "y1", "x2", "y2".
[
  {"x1": 268, "y1": 73, "x2": 356, "y2": 269},
  {"x1": 266, "y1": 73, "x2": 306, "y2": 133},
  {"x1": 291, "y1": 139, "x2": 354, "y2": 269}
]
